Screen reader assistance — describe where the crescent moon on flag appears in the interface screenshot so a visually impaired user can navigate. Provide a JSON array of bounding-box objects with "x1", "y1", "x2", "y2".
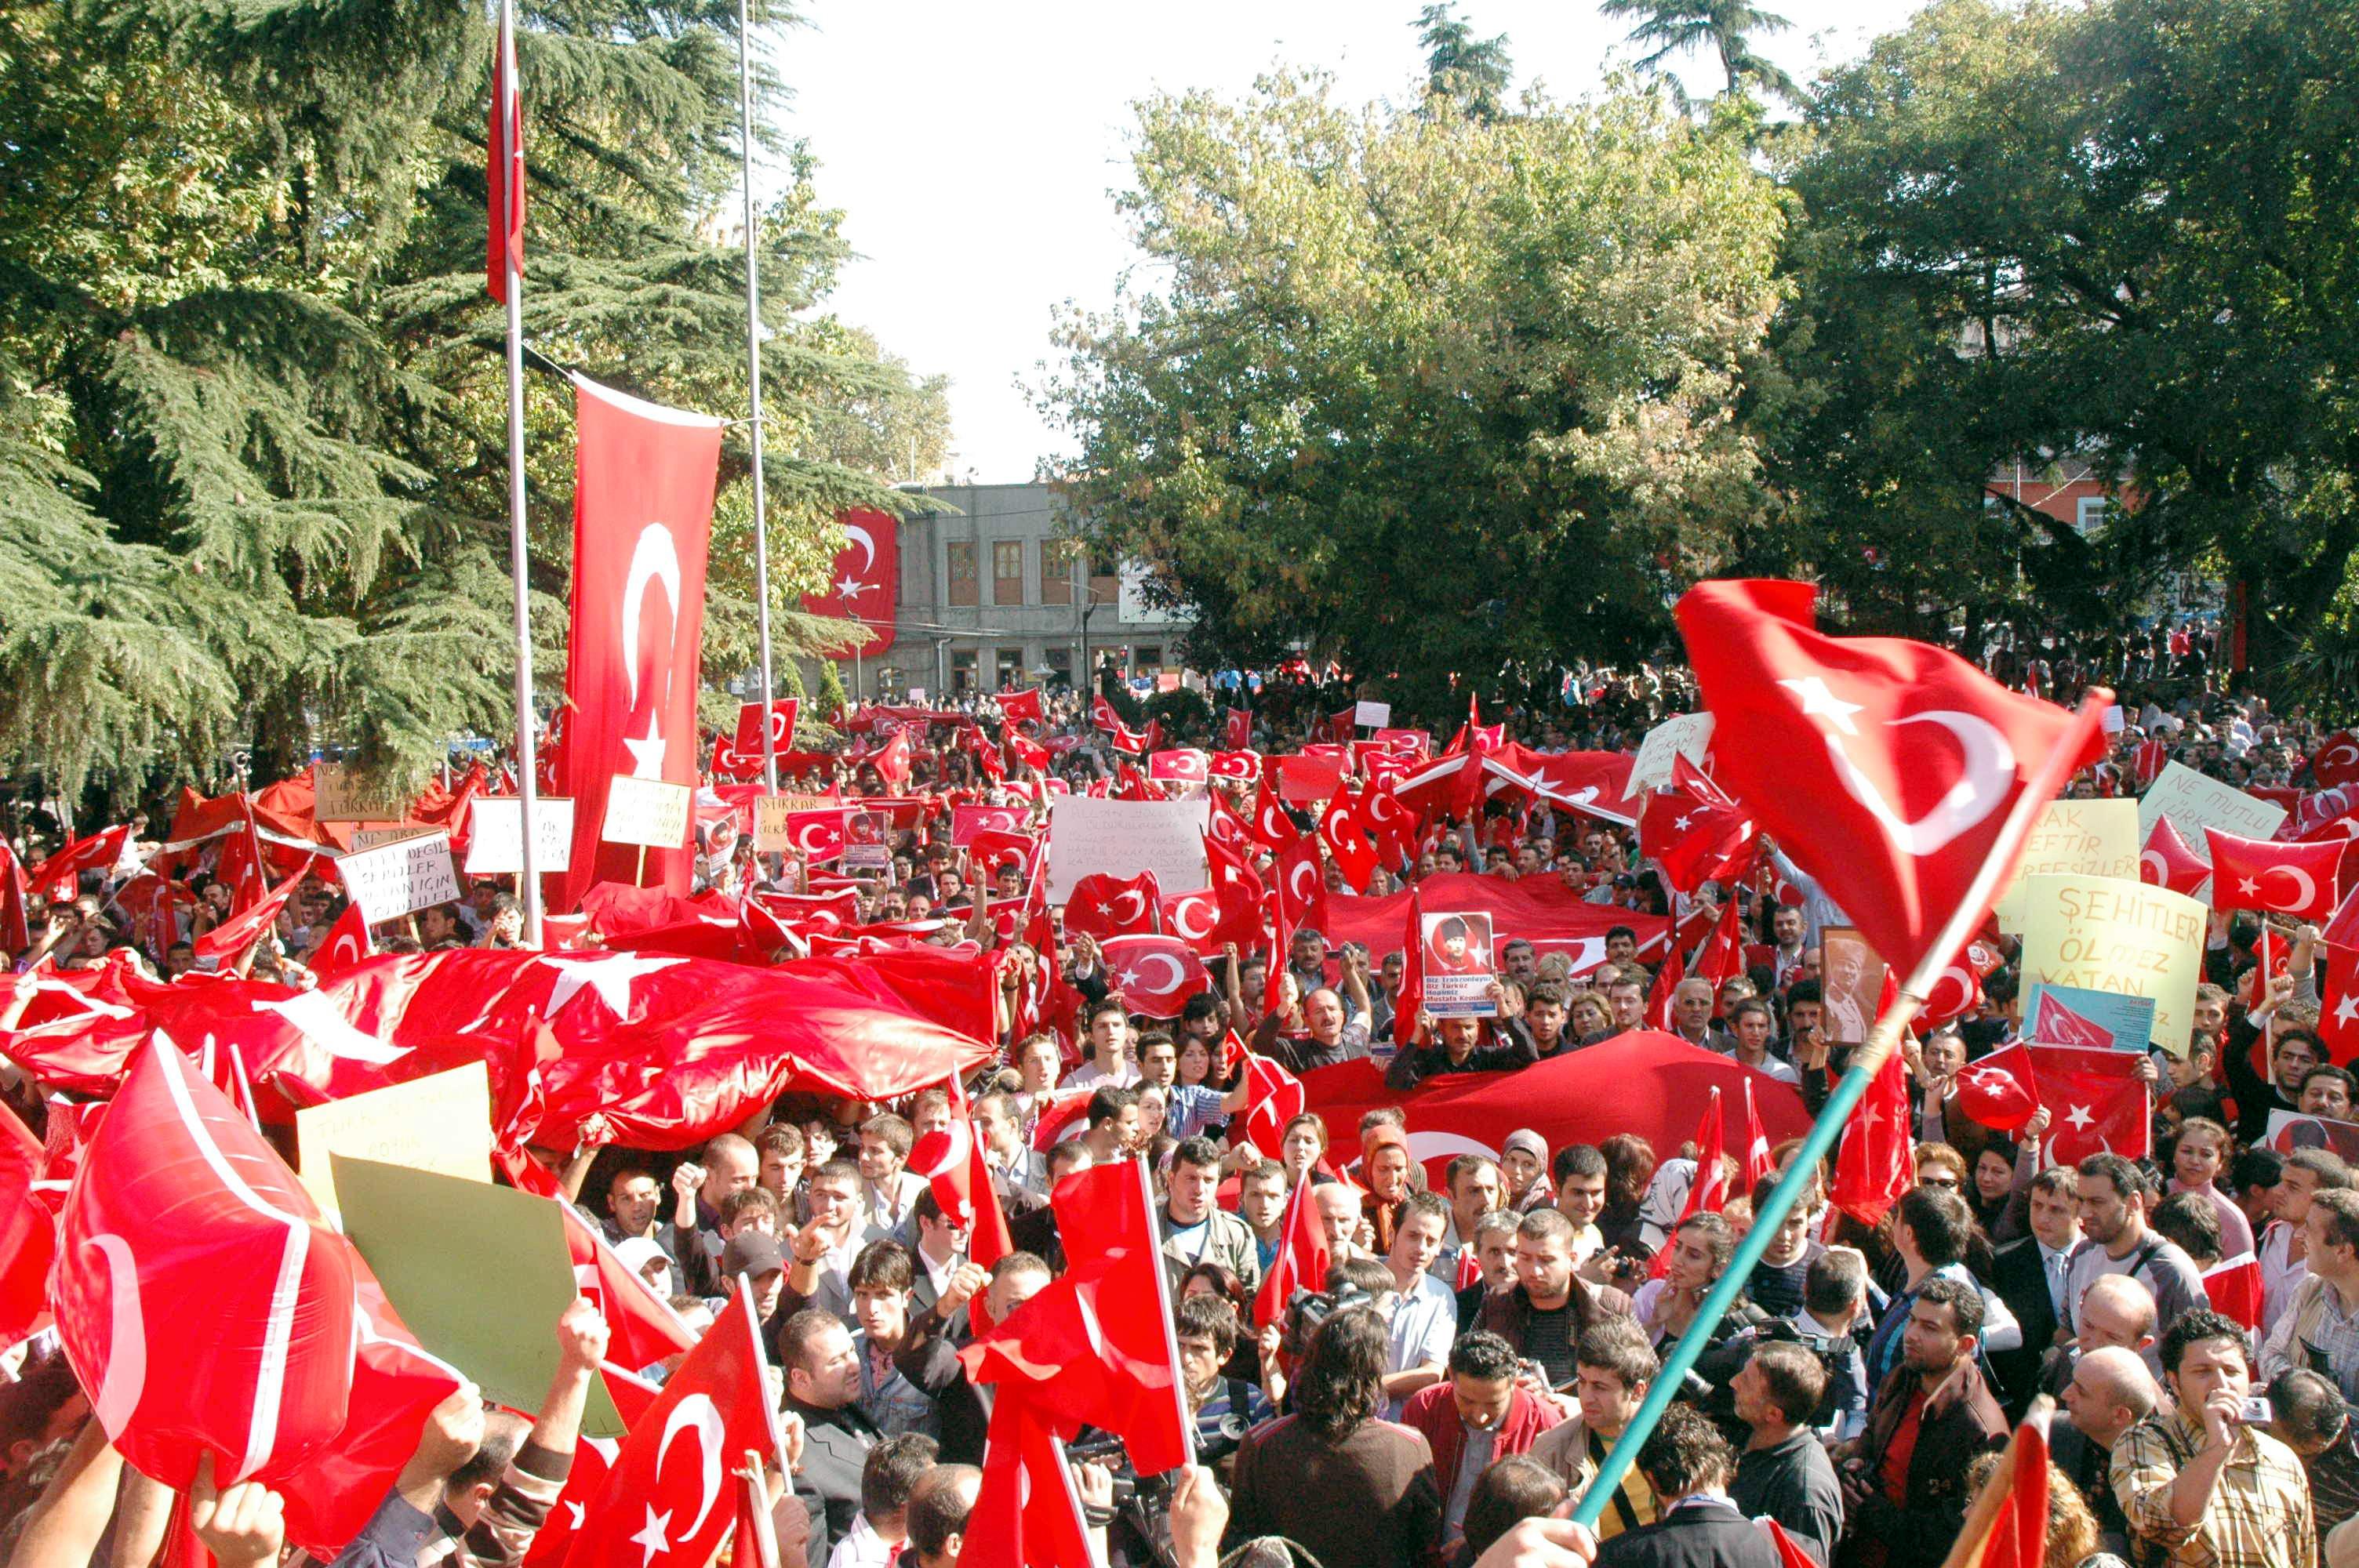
[
  {"x1": 1289, "y1": 861, "x2": 1321, "y2": 905},
  {"x1": 2265, "y1": 865, "x2": 2319, "y2": 912},
  {"x1": 842, "y1": 524, "x2": 876, "y2": 575},
  {"x1": 80, "y1": 1232, "x2": 148, "y2": 1438},
  {"x1": 1110, "y1": 889, "x2": 1149, "y2": 925},
  {"x1": 2139, "y1": 848, "x2": 2168, "y2": 886},
  {"x1": 620, "y1": 524, "x2": 682, "y2": 710},
  {"x1": 2323, "y1": 742, "x2": 2359, "y2": 771},
  {"x1": 1169, "y1": 896, "x2": 1214, "y2": 942},
  {"x1": 1134, "y1": 950, "x2": 1188, "y2": 993},
  {"x1": 1824, "y1": 710, "x2": 2017, "y2": 858},
  {"x1": 657, "y1": 1392, "x2": 729, "y2": 1541}
]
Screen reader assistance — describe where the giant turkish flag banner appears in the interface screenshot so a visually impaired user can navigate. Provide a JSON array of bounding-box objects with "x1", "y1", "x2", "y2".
[
  {"x1": 1677, "y1": 579, "x2": 2105, "y2": 982},
  {"x1": 801, "y1": 507, "x2": 899, "y2": 657},
  {"x1": 558, "y1": 377, "x2": 724, "y2": 911}
]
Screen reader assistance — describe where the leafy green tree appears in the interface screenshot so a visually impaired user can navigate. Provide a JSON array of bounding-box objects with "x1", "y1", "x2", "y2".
[
  {"x1": 1039, "y1": 74, "x2": 1786, "y2": 717},
  {"x1": 0, "y1": 0, "x2": 944, "y2": 805},
  {"x1": 1414, "y1": 4, "x2": 1514, "y2": 121},
  {"x1": 1598, "y1": 0, "x2": 1804, "y2": 108}
]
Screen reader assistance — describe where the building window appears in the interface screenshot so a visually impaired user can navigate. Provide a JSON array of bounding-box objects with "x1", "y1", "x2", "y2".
[
  {"x1": 996, "y1": 648, "x2": 1024, "y2": 690},
  {"x1": 993, "y1": 540, "x2": 1025, "y2": 605},
  {"x1": 947, "y1": 541, "x2": 976, "y2": 607},
  {"x1": 1133, "y1": 644, "x2": 1163, "y2": 671},
  {"x1": 950, "y1": 648, "x2": 977, "y2": 695},
  {"x1": 1089, "y1": 550, "x2": 1119, "y2": 609},
  {"x1": 1044, "y1": 647, "x2": 1072, "y2": 688},
  {"x1": 1041, "y1": 539, "x2": 1079, "y2": 605},
  {"x1": 2075, "y1": 496, "x2": 2109, "y2": 536}
]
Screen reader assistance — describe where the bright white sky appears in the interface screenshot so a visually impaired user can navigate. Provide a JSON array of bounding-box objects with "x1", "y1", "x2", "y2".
[{"x1": 777, "y1": 0, "x2": 1915, "y2": 481}]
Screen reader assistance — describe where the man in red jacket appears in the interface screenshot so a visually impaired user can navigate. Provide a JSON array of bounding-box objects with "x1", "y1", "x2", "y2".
[{"x1": 1402, "y1": 1330, "x2": 1564, "y2": 1555}]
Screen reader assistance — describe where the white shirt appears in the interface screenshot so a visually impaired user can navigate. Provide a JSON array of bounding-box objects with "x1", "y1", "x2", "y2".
[
  {"x1": 827, "y1": 1513, "x2": 900, "y2": 1568},
  {"x1": 2035, "y1": 1240, "x2": 2074, "y2": 1321},
  {"x1": 1736, "y1": 1051, "x2": 1801, "y2": 1087},
  {"x1": 2260, "y1": 1219, "x2": 2309, "y2": 1334},
  {"x1": 1061, "y1": 1058, "x2": 1140, "y2": 1091}
]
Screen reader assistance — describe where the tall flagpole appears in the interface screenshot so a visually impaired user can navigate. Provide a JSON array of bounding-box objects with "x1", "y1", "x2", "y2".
[
  {"x1": 737, "y1": 0, "x2": 780, "y2": 794},
  {"x1": 499, "y1": 0, "x2": 544, "y2": 948}
]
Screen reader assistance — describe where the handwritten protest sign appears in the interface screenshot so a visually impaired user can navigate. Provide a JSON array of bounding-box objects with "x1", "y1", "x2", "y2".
[
  {"x1": 314, "y1": 762, "x2": 412, "y2": 823},
  {"x1": 349, "y1": 825, "x2": 437, "y2": 851},
  {"x1": 600, "y1": 774, "x2": 691, "y2": 848},
  {"x1": 1993, "y1": 799, "x2": 2139, "y2": 933},
  {"x1": 1353, "y1": 700, "x2": 1392, "y2": 729},
  {"x1": 752, "y1": 792, "x2": 833, "y2": 852},
  {"x1": 1627, "y1": 713, "x2": 1717, "y2": 795},
  {"x1": 2016, "y1": 873, "x2": 2205, "y2": 1054},
  {"x1": 295, "y1": 1063, "x2": 492, "y2": 1220},
  {"x1": 337, "y1": 830, "x2": 460, "y2": 924},
  {"x1": 2138, "y1": 761, "x2": 2285, "y2": 842},
  {"x1": 1045, "y1": 797, "x2": 1210, "y2": 903},
  {"x1": 463, "y1": 797, "x2": 576, "y2": 874}
]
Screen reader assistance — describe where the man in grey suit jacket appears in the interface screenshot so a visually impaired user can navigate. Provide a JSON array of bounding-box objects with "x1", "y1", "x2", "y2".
[{"x1": 776, "y1": 1305, "x2": 881, "y2": 1568}]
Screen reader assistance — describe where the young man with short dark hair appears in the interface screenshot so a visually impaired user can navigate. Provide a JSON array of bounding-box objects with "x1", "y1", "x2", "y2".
[
  {"x1": 1840, "y1": 1276, "x2": 2007, "y2": 1568},
  {"x1": 2115, "y1": 1310, "x2": 2314, "y2": 1568}
]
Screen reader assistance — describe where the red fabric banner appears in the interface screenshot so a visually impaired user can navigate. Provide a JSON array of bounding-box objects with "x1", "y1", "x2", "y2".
[{"x1": 802, "y1": 508, "x2": 899, "y2": 657}]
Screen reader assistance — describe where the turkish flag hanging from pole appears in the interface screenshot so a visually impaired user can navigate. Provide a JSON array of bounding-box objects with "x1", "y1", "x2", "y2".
[
  {"x1": 557, "y1": 376, "x2": 724, "y2": 913},
  {"x1": 486, "y1": 0, "x2": 524, "y2": 300},
  {"x1": 1675, "y1": 579, "x2": 2105, "y2": 986},
  {"x1": 801, "y1": 508, "x2": 899, "y2": 658}
]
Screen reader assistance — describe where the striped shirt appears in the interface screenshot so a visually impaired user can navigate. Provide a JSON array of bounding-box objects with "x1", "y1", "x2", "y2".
[{"x1": 2111, "y1": 1410, "x2": 2316, "y2": 1568}]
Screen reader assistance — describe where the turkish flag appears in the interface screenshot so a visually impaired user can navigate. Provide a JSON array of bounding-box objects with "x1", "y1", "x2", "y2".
[
  {"x1": 1205, "y1": 788, "x2": 1252, "y2": 851},
  {"x1": 1252, "y1": 1173, "x2": 1330, "y2": 1331},
  {"x1": 1238, "y1": 1051, "x2": 1307, "y2": 1160},
  {"x1": 2288, "y1": 785, "x2": 2359, "y2": 845},
  {"x1": 0, "y1": 841, "x2": 27, "y2": 953},
  {"x1": 967, "y1": 829, "x2": 1041, "y2": 886},
  {"x1": 2132, "y1": 738, "x2": 2169, "y2": 789},
  {"x1": 1830, "y1": 1047, "x2": 1915, "y2": 1225},
  {"x1": 732, "y1": 698, "x2": 798, "y2": 755},
  {"x1": 558, "y1": 377, "x2": 724, "y2": 910},
  {"x1": 53, "y1": 1035, "x2": 460, "y2": 1545},
  {"x1": 801, "y1": 508, "x2": 898, "y2": 657},
  {"x1": 1101, "y1": 935, "x2": 1209, "y2": 1018},
  {"x1": 2202, "y1": 1253, "x2": 2265, "y2": 1332},
  {"x1": 1948, "y1": 1406, "x2": 2050, "y2": 1568},
  {"x1": 2024, "y1": 1045, "x2": 2149, "y2": 1163},
  {"x1": 2311, "y1": 731, "x2": 2359, "y2": 789},
  {"x1": 30, "y1": 823, "x2": 129, "y2": 901},
  {"x1": 0, "y1": 1102, "x2": 53, "y2": 1348},
  {"x1": 780, "y1": 808, "x2": 846, "y2": 864},
  {"x1": 485, "y1": 0, "x2": 524, "y2": 299},
  {"x1": 1649, "y1": 1088, "x2": 1726, "y2": 1279},
  {"x1": 522, "y1": 1367, "x2": 661, "y2": 1567},
  {"x1": 1954, "y1": 1043, "x2": 2044, "y2": 1133},
  {"x1": 960, "y1": 1159, "x2": 1192, "y2": 1475},
  {"x1": 1920, "y1": 949, "x2": 1986, "y2": 1029},
  {"x1": 1354, "y1": 781, "x2": 1416, "y2": 866},
  {"x1": 1066, "y1": 870, "x2": 1163, "y2": 940},
  {"x1": 1644, "y1": 928, "x2": 1687, "y2": 1033},
  {"x1": 1318, "y1": 792, "x2": 1378, "y2": 894},
  {"x1": 1691, "y1": 897, "x2": 1748, "y2": 991},
  {"x1": 995, "y1": 688, "x2": 1045, "y2": 727},
  {"x1": 1224, "y1": 708, "x2": 1252, "y2": 750},
  {"x1": 1159, "y1": 886, "x2": 1222, "y2": 953},
  {"x1": 193, "y1": 864, "x2": 308, "y2": 964},
  {"x1": 1203, "y1": 833, "x2": 1267, "y2": 949},
  {"x1": 1249, "y1": 787, "x2": 1298, "y2": 852},
  {"x1": 707, "y1": 730, "x2": 761, "y2": 782},
  {"x1": 2321, "y1": 958, "x2": 2359, "y2": 1058},
  {"x1": 950, "y1": 804, "x2": 1027, "y2": 846},
  {"x1": 1640, "y1": 755, "x2": 1757, "y2": 894},
  {"x1": 963, "y1": 1387, "x2": 1096, "y2": 1568},
  {"x1": 1739, "y1": 1077, "x2": 1775, "y2": 1189},
  {"x1": 1393, "y1": 885, "x2": 1424, "y2": 1050},
  {"x1": 1273, "y1": 833, "x2": 1326, "y2": 928},
  {"x1": 308, "y1": 902, "x2": 373, "y2": 978},
  {"x1": 2139, "y1": 815, "x2": 2212, "y2": 898},
  {"x1": 2203, "y1": 827, "x2": 2342, "y2": 920},
  {"x1": 1675, "y1": 579, "x2": 2106, "y2": 983},
  {"x1": 910, "y1": 1080, "x2": 1015, "y2": 1271},
  {"x1": 562, "y1": 1290, "x2": 781, "y2": 1568},
  {"x1": 1150, "y1": 749, "x2": 1210, "y2": 784},
  {"x1": 1209, "y1": 750, "x2": 1260, "y2": 783}
]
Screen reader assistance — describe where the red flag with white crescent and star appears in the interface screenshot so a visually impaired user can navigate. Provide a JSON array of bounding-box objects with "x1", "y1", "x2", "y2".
[
  {"x1": 2202, "y1": 827, "x2": 2343, "y2": 921},
  {"x1": 1830, "y1": 1046, "x2": 1915, "y2": 1225},
  {"x1": 558, "y1": 377, "x2": 724, "y2": 911},
  {"x1": 2318, "y1": 955, "x2": 2359, "y2": 1058},
  {"x1": 731, "y1": 699, "x2": 798, "y2": 756},
  {"x1": 800, "y1": 508, "x2": 899, "y2": 657},
  {"x1": 1648, "y1": 1088, "x2": 1727, "y2": 1279},
  {"x1": 1098, "y1": 934, "x2": 1210, "y2": 1018},
  {"x1": 1224, "y1": 707, "x2": 1252, "y2": 750},
  {"x1": 1252, "y1": 1168, "x2": 1331, "y2": 1330},
  {"x1": 909, "y1": 1078, "x2": 1015, "y2": 1272},
  {"x1": 2310, "y1": 731, "x2": 2359, "y2": 789},
  {"x1": 1238, "y1": 1050, "x2": 1307, "y2": 1160},
  {"x1": 1064, "y1": 871, "x2": 1163, "y2": 941},
  {"x1": 994, "y1": 687, "x2": 1044, "y2": 727},
  {"x1": 307, "y1": 900, "x2": 373, "y2": 978},
  {"x1": 2023, "y1": 1045, "x2": 2149, "y2": 1163},
  {"x1": 2139, "y1": 814, "x2": 2212, "y2": 898},
  {"x1": 1318, "y1": 790, "x2": 1377, "y2": 893},
  {"x1": 1675, "y1": 579, "x2": 2106, "y2": 984},
  {"x1": 1953, "y1": 1043, "x2": 2044, "y2": 1132},
  {"x1": 1639, "y1": 754, "x2": 1757, "y2": 895}
]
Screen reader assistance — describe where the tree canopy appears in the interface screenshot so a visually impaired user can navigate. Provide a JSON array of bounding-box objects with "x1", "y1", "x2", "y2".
[{"x1": 0, "y1": 0, "x2": 946, "y2": 803}]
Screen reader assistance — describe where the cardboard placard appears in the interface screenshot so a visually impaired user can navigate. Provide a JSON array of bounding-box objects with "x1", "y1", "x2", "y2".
[
  {"x1": 1419, "y1": 909, "x2": 1498, "y2": 1017},
  {"x1": 1353, "y1": 700, "x2": 1392, "y2": 729},
  {"x1": 333, "y1": 1156, "x2": 626, "y2": 1436},
  {"x1": 314, "y1": 762, "x2": 413, "y2": 823},
  {"x1": 1993, "y1": 799, "x2": 2140, "y2": 933},
  {"x1": 601, "y1": 774, "x2": 692, "y2": 849},
  {"x1": 2138, "y1": 760, "x2": 2286, "y2": 842},
  {"x1": 2263, "y1": 1109, "x2": 2359, "y2": 1163},
  {"x1": 1627, "y1": 713, "x2": 1717, "y2": 795},
  {"x1": 2102, "y1": 704, "x2": 2125, "y2": 734},
  {"x1": 1819, "y1": 926, "x2": 1887, "y2": 1047},
  {"x1": 753, "y1": 793, "x2": 834, "y2": 852},
  {"x1": 295, "y1": 1063, "x2": 492, "y2": 1220},
  {"x1": 336, "y1": 830, "x2": 461, "y2": 924},
  {"x1": 349, "y1": 825, "x2": 438, "y2": 851},
  {"x1": 463, "y1": 797, "x2": 576, "y2": 874},
  {"x1": 2016, "y1": 873, "x2": 2205, "y2": 1054},
  {"x1": 1044, "y1": 797, "x2": 1211, "y2": 903}
]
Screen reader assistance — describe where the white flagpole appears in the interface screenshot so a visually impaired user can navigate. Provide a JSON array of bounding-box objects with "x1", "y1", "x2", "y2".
[
  {"x1": 500, "y1": 0, "x2": 543, "y2": 948},
  {"x1": 737, "y1": 0, "x2": 780, "y2": 794}
]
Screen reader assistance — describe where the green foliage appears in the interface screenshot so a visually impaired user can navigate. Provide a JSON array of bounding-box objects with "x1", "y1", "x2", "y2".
[
  {"x1": 812, "y1": 658, "x2": 848, "y2": 722},
  {"x1": 0, "y1": 0, "x2": 946, "y2": 805},
  {"x1": 1598, "y1": 0, "x2": 1804, "y2": 108},
  {"x1": 1414, "y1": 4, "x2": 1514, "y2": 121},
  {"x1": 1039, "y1": 73, "x2": 1787, "y2": 713}
]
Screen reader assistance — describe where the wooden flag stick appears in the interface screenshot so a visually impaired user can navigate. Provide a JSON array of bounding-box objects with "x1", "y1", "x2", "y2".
[{"x1": 1570, "y1": 691, "x2": 2110, "y2": 1534}]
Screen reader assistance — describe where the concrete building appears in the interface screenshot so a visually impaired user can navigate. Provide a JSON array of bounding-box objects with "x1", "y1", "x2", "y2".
[{"x1": 827, "y1": 481, "x2": 1193, "y2": 702}]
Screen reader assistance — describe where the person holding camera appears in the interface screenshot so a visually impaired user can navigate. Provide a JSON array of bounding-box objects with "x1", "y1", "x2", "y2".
[{"x1": 2114, "y1": 1310, "x2": 2314, "y2": 1568}]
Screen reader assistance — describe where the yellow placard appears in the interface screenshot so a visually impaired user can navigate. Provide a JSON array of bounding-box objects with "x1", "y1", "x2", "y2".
[
  {"x1": 314, "y1": 762, "x2": 413, "y2": 823},
  {"x1": 295, "y1": 1062, "x2": 493, "y2": 1220},
  {"x1": 2016, "y1": 873, "x2": 2205, "y2": 1055},
  {"x1": 1993, "y1": 799, "x2": 2140, "y2": 933}
]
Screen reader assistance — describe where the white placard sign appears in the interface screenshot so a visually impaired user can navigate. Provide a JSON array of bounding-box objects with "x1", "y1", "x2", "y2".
[
  {"x1": 1353, "y1": 700, "x2": 1392, "y2": 729},
  {"x1": 337, "y1": 831, "x2": 462, "y2": 924},
  {"x1": 349, "y1": 826, "x2": 438, "y2": 851},
  {"x1": 1627, "y1": 713, "x2": 1717, "y2": 794},
  {"x1": 2137, "y1": 760, "x2": 2286, "y2": 842},
  {"x1": 464, "y1": 797, "x2": 576, "y2": 874},
  {"x1": 601, "y1": 775, "x2": 692, "y2": 849},
  {"x1": 1044, "y1": 797, "x2": 1211, "y2": 904}
]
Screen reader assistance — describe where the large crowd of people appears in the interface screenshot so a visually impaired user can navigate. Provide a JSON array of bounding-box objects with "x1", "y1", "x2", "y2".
[{"x1": 0, "y1": 620, "x2": 2354, "y2": 1568}]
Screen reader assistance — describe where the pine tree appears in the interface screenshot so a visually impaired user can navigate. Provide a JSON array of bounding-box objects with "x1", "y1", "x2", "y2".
[
  {"x1": 813, "y1": 659, "x2": 849, "y2": 723},
  {"x1": 1413, "y1": 4, "x2": 1514, "y2": 121},
  {"x1": 1598, "y1": 0, "x2": 1805, "y2": 108},
  {"x1": 0, "y1": 0, "x2": 946, "y2": 807}
]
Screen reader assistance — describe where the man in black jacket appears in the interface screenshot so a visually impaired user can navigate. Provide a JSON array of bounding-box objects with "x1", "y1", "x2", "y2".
[
  {"x1": 1386, "y1": 1007, "x2": 1539, "y2": 1091},
  {"x1": 777, "y1": 1306, "x2": 880, "y2": 1568},
  {"x1": 1595, "y1": 1405, "x2": 1781, "y2": 1568},
  {"x1": 895, "y1": 1251, "x2": 1055, "y2": 1465},
  {"x1": 1730, "y1": 1341, "x2": 1845, "y2": 1566},
  {"x1": 1985, "y1": 1167, "x2": 2080, "y2": 1414}
]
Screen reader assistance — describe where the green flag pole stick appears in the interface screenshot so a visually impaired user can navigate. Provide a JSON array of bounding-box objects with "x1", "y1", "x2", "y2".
[{"x1": 1569, "y1": 688, "x2": 2110, "y2": 1533}]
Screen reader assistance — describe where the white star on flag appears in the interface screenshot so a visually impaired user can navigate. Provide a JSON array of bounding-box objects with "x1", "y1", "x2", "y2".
[
  {"x1": 2063, "y1": 1102, "x2": 2095, "y2": 1132},
  {"x1": 2237, "y1": 877, "x2": 2260, "y2": 896},
  {"x1": 2338, "y1": 994, "x2": 2359, "y2": 1026},
  {"x1": 622, "y1": 712, "x2": 667, "y2": 778},
  {"x1": 834, "y1": 574, "x2": 867, "y2": 599},
  {"x1": 1118, "y1": 967, "x2": 1144, "y2": 989},
  {"x1": 630, "y1": 1503, "x2": 674, "y2": 1565},
  {"x1": 1777, "y1": 676, "x2": 1865, "y2": 735},
  {"x1": 540, "y1": 953, "x2": 687, "y2": 1022}
]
